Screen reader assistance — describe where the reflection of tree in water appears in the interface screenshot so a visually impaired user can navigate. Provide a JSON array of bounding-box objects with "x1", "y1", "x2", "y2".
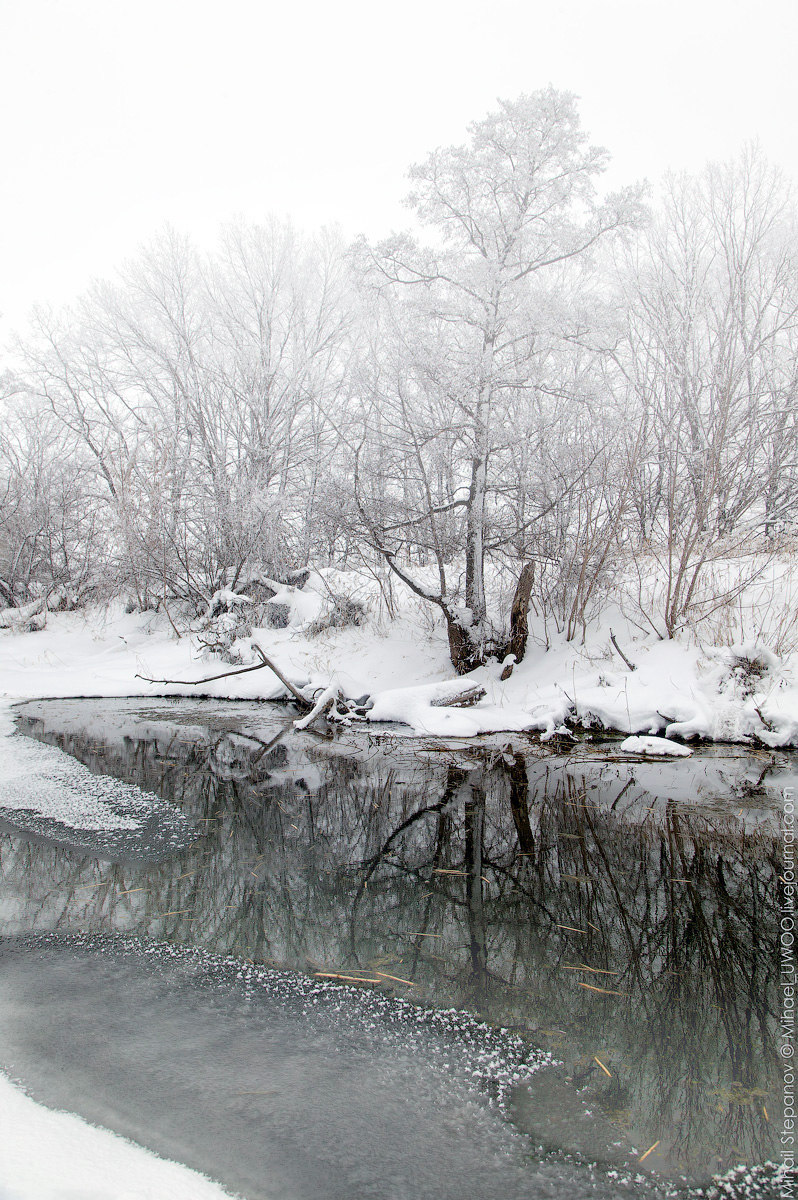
[
  {"x1": 492, "y1": 758, "x2": 779, "y2": 1177},
  {"x1": 4, "y1": 711, "x2": 782, "y2": 1177}
]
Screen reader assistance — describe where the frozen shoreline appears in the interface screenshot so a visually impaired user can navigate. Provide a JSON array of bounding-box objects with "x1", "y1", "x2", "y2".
[{"x1": 0, "y1": 620, "x2": 791, "y2": 1199}]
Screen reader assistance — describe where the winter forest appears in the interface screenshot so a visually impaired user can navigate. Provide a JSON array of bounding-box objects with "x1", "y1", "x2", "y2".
[
  {"x1": 1, "y1": 41, "x2": 796, "y2": 1198},
  {"x1": 2, "y1": 89, "x2": 797, "y2": 677}
]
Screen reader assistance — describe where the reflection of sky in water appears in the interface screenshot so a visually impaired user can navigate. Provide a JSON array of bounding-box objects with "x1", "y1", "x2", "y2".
[{"x1": 1, "y1": 697, "x2": 787, "y2": 1184}]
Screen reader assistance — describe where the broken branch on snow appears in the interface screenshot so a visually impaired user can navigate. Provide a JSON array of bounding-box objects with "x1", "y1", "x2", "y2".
[{"x1": 135, "y1": 641, "x2": 313, "y2": 708}]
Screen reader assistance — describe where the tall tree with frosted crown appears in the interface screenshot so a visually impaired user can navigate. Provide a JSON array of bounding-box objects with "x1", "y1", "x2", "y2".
[{"x1": 360, "y1": 88, "x2": 645, "y2": 672}]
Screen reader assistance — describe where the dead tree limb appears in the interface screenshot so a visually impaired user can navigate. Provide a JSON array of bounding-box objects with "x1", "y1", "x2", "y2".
[
  {"x1": 135, "y1": 642, "x2": 312, "y2": 708},
  {"x1": 250, "y1": 641, "x2": 311, "y2": 706},
  {"x1": 609, "y1": 629, "x2": 636, "y2": 672},
  {"x1": 506, "y1": 561, "x2": 535, "y2": 667},
  {"x1": 135, "y1": 648, "x2": 274, "y2": 687},
  {"x1": 293, "y1": 686, "x2": 341, "y2": 730}
]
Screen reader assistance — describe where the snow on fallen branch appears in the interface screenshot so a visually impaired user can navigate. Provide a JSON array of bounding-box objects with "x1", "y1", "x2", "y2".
[
  {"x1": 429, "y1": 685, "x2": 486, "y2": 708},
  {"x1": 134, "y1": 639, "x2": 491, "y2": 733},
  {"x1": 293, "y1": 685, "x2": 351, "y2": 730}
]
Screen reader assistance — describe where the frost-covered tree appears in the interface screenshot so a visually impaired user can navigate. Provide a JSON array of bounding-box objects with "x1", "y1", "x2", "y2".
[
  {"x1": 0, "y1": 383, "x2": 103, "y2": 607},
  {"x1": 18, "y1": 222, "x2": 356, "y2": 611},
  {"x1": 357, "y1": 88, "x2": 644, "y2": 671},
  {"x1": 616, "y1": 148, "x2": 798, "y2": 636}
]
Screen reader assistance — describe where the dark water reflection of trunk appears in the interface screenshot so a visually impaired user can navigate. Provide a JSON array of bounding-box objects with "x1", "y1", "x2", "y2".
[{"x1": 2, "y1": 698, "x2": 789, "y2": 1182}]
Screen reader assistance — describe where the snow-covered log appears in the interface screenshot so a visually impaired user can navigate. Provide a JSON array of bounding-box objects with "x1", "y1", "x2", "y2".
[
  {"x1": 0, "y1": 598, "x2": 47, "y2": 630},
  {"x1": 430, "y1": 685, "x2": 487, "y2": 708}
]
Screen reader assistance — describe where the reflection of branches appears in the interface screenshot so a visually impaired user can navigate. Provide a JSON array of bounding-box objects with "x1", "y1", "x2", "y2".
[
  {"x1": 7, "y1": 708, "x2": 782, "y2": 1176},
  {"x1": 356, "y1": 796, "x2": 453, "y2": 891},
  {"x1": 348, "y1": 768, "x2": 461, "y2": 963}
]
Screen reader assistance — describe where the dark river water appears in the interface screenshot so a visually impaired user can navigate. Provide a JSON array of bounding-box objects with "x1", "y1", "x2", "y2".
[{"x1": 0, "y1": 698, "x2": 790, "y2": 1199}]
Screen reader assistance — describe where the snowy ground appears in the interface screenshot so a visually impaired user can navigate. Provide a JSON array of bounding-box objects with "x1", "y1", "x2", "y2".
[{"x1": 0, "y1": 569, "x2": 797, "y2": 745}]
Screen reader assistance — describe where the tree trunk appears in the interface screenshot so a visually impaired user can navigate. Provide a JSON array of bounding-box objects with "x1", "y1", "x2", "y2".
[
  {"x1": 506, "y1": 752, "x2": 536, "y2": 860},
  {"x1": 463, "y1": 322, "x2": 496, "y2": 666},
  {"x1": 506, "y1": 561, "x2": 535, "y2": 665},
  {"x1": 445, "y1": 615, "x2": 485, "y2": 675},
  {"x1": 465, "y1": 452, "x2": 488, "y2": 631},
  {"x1": 463, "y1": 781, "x2": 488, "y2": 1007}
]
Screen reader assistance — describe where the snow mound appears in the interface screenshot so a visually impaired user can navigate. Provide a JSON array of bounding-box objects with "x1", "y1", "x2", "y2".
[
  {"x1": 265, "y1": 580, "x2": 324, "y2": 629},
  {"x1": 367, "y1": 680, "x2": 533, "y2": 736},
  {"x1": 620, "y1": 735, "x2": 693, "y2": 757}
]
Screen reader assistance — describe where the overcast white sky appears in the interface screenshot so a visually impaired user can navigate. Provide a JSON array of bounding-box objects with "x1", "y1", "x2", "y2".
[{"x1": 1, "y1": 0, "x2": 797, "y2": 338}]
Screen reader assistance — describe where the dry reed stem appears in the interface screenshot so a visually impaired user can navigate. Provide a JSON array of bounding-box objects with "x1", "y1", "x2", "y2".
[
  {"x1": 314, "y1": 972, "x2": 382, "y2": 984},
  {"x1": 577, "y1": 982, "x2": 628, "y2": 996}
]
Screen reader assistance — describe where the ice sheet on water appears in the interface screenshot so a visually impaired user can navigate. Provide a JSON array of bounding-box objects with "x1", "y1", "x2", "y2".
[
  {"x1": 0, "y1": 933, "x2": 674, "y2": 1200},
  {"x1": 0, "y1": 704, "x2": 194, "y2": 857},
  {"x1": 1, "y1": 933, "x2": 782, "y2": 1200}
]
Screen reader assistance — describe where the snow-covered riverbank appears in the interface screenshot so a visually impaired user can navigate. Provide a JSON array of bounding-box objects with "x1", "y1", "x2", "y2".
[
  {"x1": 0, "y1": 591, "x2": 795, "y2": 748},
  {"x1": 1, "y1": 577, "x2": 797, "y2": 746},
  {"x1": 0, "y1": 1069, "x2": 238, "y2": 1200}
]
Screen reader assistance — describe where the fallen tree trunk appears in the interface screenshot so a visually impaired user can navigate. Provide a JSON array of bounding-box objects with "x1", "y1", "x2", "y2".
[
  {"x1": 135, "y1": 641, "x2": 486, "y2": 732},
  {"x1": 250, "y1": 642, "x2": 310, "y2": 705},
  {"x1": 293, "y1": 685, "x2": 348, "y2": 730},
  {"x1": 430, "y1": 685, "x2": 486, "y2": 708},
  {"x1": 0, "y1": 598, "x2": 47, "y2": 630}
]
